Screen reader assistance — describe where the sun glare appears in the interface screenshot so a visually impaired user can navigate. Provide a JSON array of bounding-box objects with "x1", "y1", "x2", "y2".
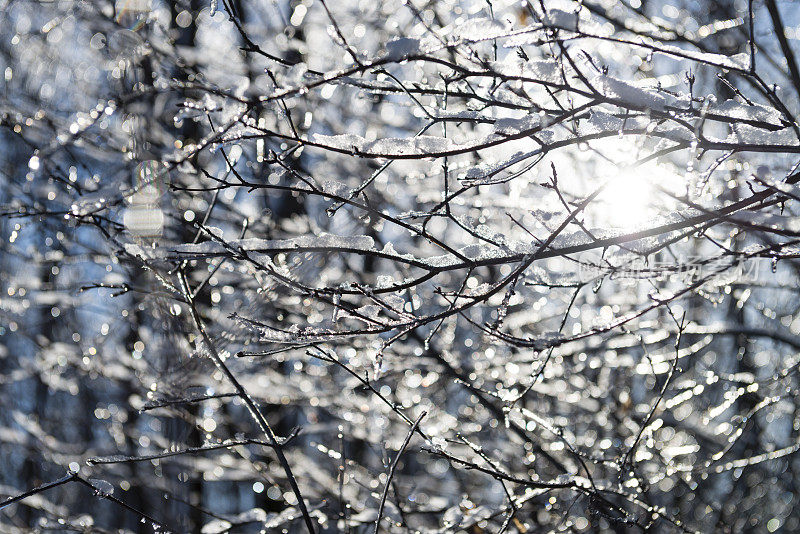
[
  {"x1": 598, "y1": 168, "x2": 657, "y2": 229},
  {"x1": 589, "y1": 141, "x2": 677, "y2": 230}
]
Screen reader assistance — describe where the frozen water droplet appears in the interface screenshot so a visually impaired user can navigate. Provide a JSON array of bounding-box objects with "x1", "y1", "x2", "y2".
[{"x1": 89, "y1": 479, "x2": 114, "y2": 496}]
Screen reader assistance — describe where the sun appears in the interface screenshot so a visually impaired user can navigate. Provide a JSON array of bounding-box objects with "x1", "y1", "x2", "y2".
[
  {"x1": 598, "y1": 167, "x2": 657, "y2": 230},
  {"x1": 588, "y1": 140, "x2": 677, "y2": 230}
]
